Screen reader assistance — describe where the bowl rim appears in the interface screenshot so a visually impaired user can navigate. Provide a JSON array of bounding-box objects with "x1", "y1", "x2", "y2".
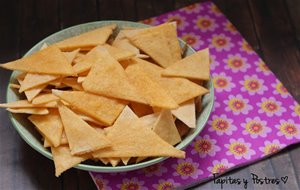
[{"x1": 6, "y1": 20, "x2": 214, "y2": 173}]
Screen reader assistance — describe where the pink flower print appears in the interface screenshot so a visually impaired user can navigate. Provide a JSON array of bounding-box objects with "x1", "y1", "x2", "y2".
[
  {"x1": 225, "y1": 138, "x2": 256, "y2": 160},
  {"x1": 271, "y1": 80, "x2": 290, "y2": 98},
  {"x1": 93, "y1": 175, "x2": 112, "y2": 190},
  {"x1": 238, "y1": 39, "x2": 255, "y2": 54},
  {"x1": 138, "y1": 163, "x2": 168, "y2": 177},
  {"x1": 210, "y1": 34, "x2": 234, "y2": 52},
  {"x1": 213, "y1": 72, "x2": 236, "y2": 92},
  {"x1": 209, "y1": 3, "x2": 222, "y2": 17},
  {"x1": 259, "y1": 140, "x2": 286, "y2": 157},
  {"x1": 191, "y1": 134, "x2": 221, "y2": 158},
  {"x1": 239, "y1": 75, "x2": 268, "y2": 95},
  {"x1": 180, "y1": 3, "x2": 203, "y2": 14},
  {"x1": 152, "y1": 179, "x2": 180, "y2": 190},
  {"x1": 223, "y1": 20, "x2": 238, "y2": 35},
  {"x1": 208, "y1": 114, "x2": 237, "y2": 135},
  {"x1": 180, "y1": 32, "x2": 203, "y2": 50},
  {"x1": 241, "y1": 117, "x2": 271, "y2": 138},
  {"x1": 224, "y1": 94, "x2": 253, "y2": 115},
  {"x1": 116, "y1": 177, "x2": 148, "y2": 190},
  {"x1": 210, "y1": 54, "x2": 220, "y2": 70},
  {"x1": 255, "y1": 59, "x2": 271, "y2": 76},
  {"x1": 193, "y1": 15, "x2": 219, "y2": 32},
  {"x1": 224, "y1": 54, "x2": 250, "y2": 73},
  {"x1": 207, "y1": 159, "x2": 235, "y2": 175},
  {"x1": 163, "y1": 14, "x2": 189, "y2": 30},
  {"x1": 257, "y1": 97, "x2": 286, "y2": 117},
  {"x1": 275, "y1": 119, "x2": 300, "y2": 140},
  {"x1": 172, "y1": 158, "x2": 203, "y2": 179},
  {"x1": 290, "y1": 102, "x2": 300, "y2": 117}
]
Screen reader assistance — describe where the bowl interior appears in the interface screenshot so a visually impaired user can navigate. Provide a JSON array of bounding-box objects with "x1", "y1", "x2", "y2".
[{"x1": 6, "y1": 20, "x2": 214, "y2": 173}]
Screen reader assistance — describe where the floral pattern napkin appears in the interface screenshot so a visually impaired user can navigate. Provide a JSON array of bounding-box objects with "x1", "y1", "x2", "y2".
[{"x1": 90, "y1": 2, "x2": 300, "y2": 189}]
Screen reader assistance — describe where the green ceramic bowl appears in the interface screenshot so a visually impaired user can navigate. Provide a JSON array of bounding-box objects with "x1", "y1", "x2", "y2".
[{"x1": 6, "y1": 21, "x2": 214, "y2": 173}]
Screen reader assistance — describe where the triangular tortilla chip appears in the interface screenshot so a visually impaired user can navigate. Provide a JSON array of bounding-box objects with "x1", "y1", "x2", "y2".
[
  {"x1": 103, "y1": 44, "x2": 135, "y2": 61},
  {"x1": 0, "y1": 46, "x2": 75, "y2": 76},
  {"x1": 128, "y1": 30, "x2": 173, "y2": 68},
  {"x1": 51, "y1": 145, "x2": 90, "y2": 177},
  {"x1": 153, "y1": 110, "x2": 181, "y2": 145},
  {"x1": 61, "y1": 78, "x2": 83, "y2": 91},
  {"x1": 195, "y1": 95, "x2": 202, "y2": 113},
  {"x1": 7, "y1": 107, "x2": 49, "y2": 115},
  {"x1": 57, "y1": 103, "x2": 111, "y2": 155},
  {"x1": 176, "y1": 120, "x2": 191, "y2": 137},
  {"x1": 82, "y1": 48, "x2": 147, "y2": 104},
  {"x1": 17, "y1": 78, "x2": 47, "y2": 102},
  {"x1": 28, "y1": 109, "x2": 63, "y2": 147},
  {"x1": 130, "y1": 102, "x2": 153, "y2": 117},
  {"x1": 107, "y1": 157, "x2": 121, "y2": 167},
  {"x1": 44, "y1": 130, "x2": 68, "y2": 147},
  {"x1": 93, "y1": 117, "x2": 185, "y2": 158},
  {"x1": 171, "y1": 99, "x2": 196, "y2": 128},
  {"x1": 52, "y1": 90, "x2": 126, "y2": 126},
  {"x1": 112, "y1": 39, "x2": 140, "y2": 55},
  {"x1": 9, "y1": 83, "x2": 20, "y2": 89},
  {"x1": 77, "y1": 113, "x2": 105, "y2": 127},
  {"x1": 128, "y1": 57, "x2": 209, "y2": 104},
  {"x1": 55, "y1": 24, "x2": 116, "y2": 51},
  {"x1": 77, "y1": 77, "x2": 86, "y2": 83},
  {"x1": 32, "y1": 93, "x2": 59, "y2": 105},
  {"x1": 161, "y1": 48, "x2": 210, "y2": 80},
  {"x1": 136, "y1": 157, "x2": 147, "y2": 164},
  {"x1": 0, "y1": 100, "x2": 57, "y2": 108},
  {"x1": 125, "y1": 65, "x2": 178, "y2": 109},
  {"x1": 72, "y1": 46, "x2": 104, "y2": 74},
  {"x1": 139, "y1": 112, "x2": 160, "y2": 129},
  {"x1": 64, "y1": 49, "x2": 80, "y2": 64},
  {"x1": 99, "y1": 158, "x2": 109, "y2": 165},
  {"x1": 19, "y1": 73, "x2": 59, "y2": 92}
]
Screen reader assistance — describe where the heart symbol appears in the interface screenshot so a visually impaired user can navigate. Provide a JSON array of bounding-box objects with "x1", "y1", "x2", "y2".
[{"x1": 281, "y1": 176, "x2": 288, "y2": 184}]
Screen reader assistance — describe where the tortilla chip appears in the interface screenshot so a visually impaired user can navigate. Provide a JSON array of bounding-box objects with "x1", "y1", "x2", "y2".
[
  {"x1": 9, "y1": 83, "x2": 21, "y2": 89},
  {"x1": 136, "y1": 54, "x2": 150, "y2": 59},
  {"x1": 77, "y1": 77, "x2": 86, "y2": 83},
  {"x1": 125, "y1": 65, "x2": 178, "y2": 109},
  {"x1": 60, "y1": 131, "x2": 68, "y2": 145},
  {"x1": 40, "y1": 43, "x2": 48, "y2": 50},
  {"x1": 52, "y1": 90, "x2": 126, "y2": 126},
  {"x1": 0, "y1": 100, "x2": 57, "y2": 108},
  {"x1": 153, "y1": 110, "x2": 181, "y2": 145},
  {"x1": 51, "y1": 145, "x2": 90, "y2": 177},
  {"x1": 7, "y1": 107, "x2": 49, "y2": 115},
  {"x1": 57, "y1": 103, "x2": 111, "y2": 155},
  {"x1": 55, "y1": 24, "x2": 116, "y2": 51},
  {"x1": 0, "y1": 46, "x2": 75, "y2": 76},
  {"x1": 93, "y1": 117, "x2": 185, "y2": 158},
  {"x1": 128, "y1": 57, "x2": 209, "y2": 104},
  {"x1": 121, "y1": 157, "x2": 130, "y2": 165},
  {"x1": 28, "y1": 109, "x2": 63, "y2": 147},
  {"x1": 82, "y1": 48, "x2": 147, "y2": 104},
  {"x1": 195, "y1": 96, "x2": 202, "y2": 112},
  {"x1": 16, "y1": 72, "x2": 27, "y2": 81},
  {"x1": 112, "y1": 39, "x2": 140, "y2": 55},
  {"x1": 130, "y1": 102, "x2": 153, "y2": 117},
  {"x1": 44, "y1": 138, "x2": 52, "y2": 148},
  {"x1": 72, "y1": 46, "x2": 103, "y2": 74},
  {"x1": 19, "y1": 73, "x2": 59, "y2": 92},
  {"x1": 107, "y1": 158, "x2": 121, "y2": 167},
  {"x1": 103, "y1": 44, "x2": 135, "y2": 61},
  {"x1": 171, "y1": 99, "x2": 196, "y2": 128},
  {"x1": 139, "y1": 112, "x2": 160, "y2": 129},
  {"x1": 32, "y1": 93, "x2": 59, "y2": 105},
  {"x1": 161, "y1": 48, "x2": 210, "y2": 80},
  {"x1": 99, "y1": 158, "x2": 109, "y2": 165},
  {"x1": 17, "y1": 78, "x2": 46, "y2": 102},
  {"x1": 176, "y1": 120, "x2": 191, "y2": 138},
  {"x1": 64, "y1": 49, "x2": 80, "y2": 63},
  {"x1": 61, "y1": 78, "x2": 83, "y2": 91},
  {"x1": 77, "y1": 113, "x2": 106, "y2": 127},
  {"x1": 128, "y1": 30, "x2": 173, "y2": 68}
]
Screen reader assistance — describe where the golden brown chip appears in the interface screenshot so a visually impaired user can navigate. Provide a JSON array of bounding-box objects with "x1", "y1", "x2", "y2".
[
  {"x1": 128, "y1": 30, "x2": 173, "y2": 68},
  {"x1": 153, "y1": 110, "x2": 181, "y2": 145},
  {"x1": 176, "y1": 119, "x2": 191, "y2": 137},
  {"x1": 93, "y1": 117, "x2": 185, "y2": 158},
  {"x1": 0, "y1": 46, "x2": 75, "y2": 76},
  {"x1": 130, "y1": 102, "x2": 153, "y2": 117},
  {"x1": 171, "y1": 99, "x2": 196, "y2": 128},
  {"x1": 52, "y1": 90, "x2": 126, "y2": 126},
  {"x1": 82, "y1": 48, "x2": 147, "y2": 104},
  {"x1": 0, "y1": 100, "x2": 57, "y2": 108},
  {"x1": 195, "y1": 96, "x2": 203, "y2": 112},
  {"x1": 51, "y1": 145, "x2": 90, "y2": 177},
  {"x1": 64, "y1": 49, "x2": 80, "y2": 64},
  {"x1": 57, "y1": 103, "x2": 111, "y2": 155},
  {"x1": 161, "y1": 48, "x2": 210, "y2": 80},
  {"x1": 7, "y1": 107, "x2": 49, "y2": 115},
  {"x1": 55, "y1": 24, "x2": 116, "y2": 51},
  {"x1": 17, "y1": 78, "x2": 47, "y2": 102},
  {"x1": 103, "y1": 44, "x2": 135, "y2": 61},
  {"x1": 139, "y1": 112, "x2": 160, "y2": 129},
  {"x1": 128, "y1": 57, "x2": 209, "y2": 104},
  {"x1": 9, "y1": 83, "x2": 21, "y2": 89},
  {"x1": 61, "y1": 78, "x2": 83, "y2": 91},
  {"x1": 28, "y1": 109, "x2": 63, "y2": 147},
  {"x1": 125, "y1": 65, "x2": 178, "y2": 109},
  {"x1": 32, "y1": 93, "x2": 59, "y2": 105},
  {"x1": 112, "y1": 38, "x2": 140, "y2": 55},
  {"x1": 19, "y1": 73, "x2": 59, "y2": 92}
]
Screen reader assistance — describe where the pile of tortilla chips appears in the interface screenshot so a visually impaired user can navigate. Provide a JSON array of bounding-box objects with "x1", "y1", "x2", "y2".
[{"x1": 0, "y1": 22, "x2": 210, "y2": 177}]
